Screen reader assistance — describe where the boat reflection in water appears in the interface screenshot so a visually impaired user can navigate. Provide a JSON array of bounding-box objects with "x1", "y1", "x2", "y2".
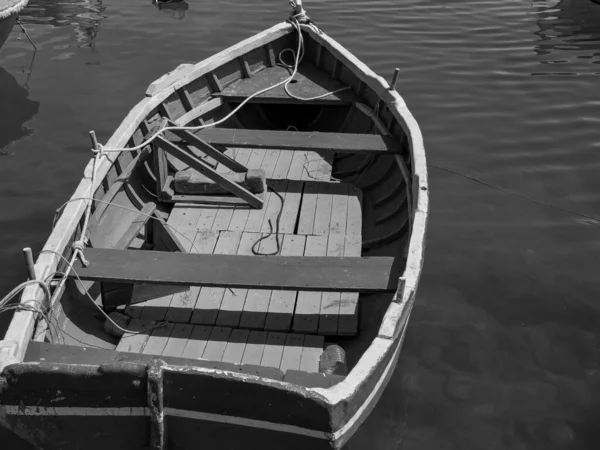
[
  {"x1": 0, "y1": 65, "x2": 39, "y2": 154},
  {"x1": 534, "y1": 0, "x2": 600, "y2": 64},
  {"x1": 18, "y1": 0, "x2": 106, "y2": 49},
  {"x1": 152, "y1": 0, "x2": 189, "y2": 21}
]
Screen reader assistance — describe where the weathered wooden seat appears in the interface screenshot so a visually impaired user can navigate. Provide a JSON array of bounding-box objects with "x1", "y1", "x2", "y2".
[
  {"x1": 192, "y1": 128, "x2": 399, "y2": 155},
  {"x1": 69, "y1": 248, "x2": 401, "y2": 293}
]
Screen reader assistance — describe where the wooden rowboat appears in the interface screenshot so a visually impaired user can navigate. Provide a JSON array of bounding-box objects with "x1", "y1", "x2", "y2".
[{"x1": 0, "y1": 8, "x2": 428, "y2": 450}]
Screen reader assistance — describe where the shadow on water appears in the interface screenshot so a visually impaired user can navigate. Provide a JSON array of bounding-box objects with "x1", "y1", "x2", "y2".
[{"x1": 0, "y1": 65, "x2": 39, "y2": 153}]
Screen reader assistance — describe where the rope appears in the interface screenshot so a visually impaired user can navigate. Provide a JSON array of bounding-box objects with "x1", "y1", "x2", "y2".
[
  {"x1": 431, "y1": 164, "x2": 600, "y2": 224},
  {"x1": 0, "y1": 280, "x2": 51, "y2": 310},
  {"x1": 96, "y1": 16, "x2": 346, "y2": 155},
  {"x1": 252, "y1": 187, "x2": 285, "y2": 255},
  {"x1": 39, "y1": 249, "x2": 169, "y2": 336}
]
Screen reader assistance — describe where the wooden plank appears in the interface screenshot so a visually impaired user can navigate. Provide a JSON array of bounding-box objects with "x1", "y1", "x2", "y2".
[
  {"x1": 260, "y1": 332, "x2": 286, "y2": 368},
  {"x1": 265, "y1": 235, "x2": 305, "y2": 331},
  {"x1": 215, "y1": 232, "x2": 256, "y2": 327},
  {"x1": 271, "y1": 151, "x2": 294, "y2": 180},
  {"x1": 181, "y1": 325, "x2": 212, "y2": 360},
  {"x1": 168, "y1": 124, "x2": 248, "y2": 173},
  {"x1": 319, "y1": 234, "x2": 345, "y2": 335},
  {"x1": 190, "y1": 231, "x2": 243, "y2": 325},
  {"x1": 155, "y1": 136, "x2": 263, "y2": 209},
  {"x1": 142, "y1": 323, "x2": 175, "y2": 356},
  {"x1": 292, "y1": 235, "x2": 326, "y2": 333},
  {"x1": 313, "y1": 183, "x2": 334, "y2": 236},
  {"x1": 162, "y1": 324, "x2": 194, "y2": 357},
  {"x1": 228, "y1": 206, "x2": 251, "y2": 232},
  {"x1": 201, "y1": 326, "x2": 232, "y2": 361},
  {"x1": 299, "y1": 335, "x2": 324, "y2": 373},
  {"x1": 221, "y1": 329, "x2": 249, "y2": 364},
  {"x1": 215, "y1": 63, "x2": 356, "y2": 105},
  {"x1": 115, "y1": 319, "x2": 151, "y2": 353},
  {"x1": 196, "y1": 206, "x2": 219, "y2": 231},
  {"x1": 279, "y1": 333, "x2": 304, "y2": 373},
  {"x1": 153, "y1": 141, "x2": 169, "y2": 199},
  {"x1": 278, "y1": 181, "x2": 303, "y2": 234},
  {"x1": 241, "y1": 330, "x2": 267, "y2": 365},
  {"x1": 338, "y1": 233, "x2": 361, "y2": 335},
  {"x1": 329, "y1": 183, "x2": 350, "y2": 235},
  {"x1": 297, "y1": 182, "x2": 319, "y2": 235},
  {"x1": 72, "y1": 248, "x2": 400, "y2": 291},
  {"x1": 197, "y1": 128, "x2": 398, "y2": 154},
  {"x1": 259, "y1": 149, "x2": 281, "y2": 178},
  {"x1": 287, "y1": 151, "x2": 308, "y2": 180},
  {"x1": 245, "y1": 148, "x2": 267, "y2": 171},
  {"x1": 211, "y1": 207, "x2": 236, "y2": 231},
  {"x1": 166, "y1": 229, "x2": 218, "y2": 323},
  {"x1": 239, "y1": 288, "x2": 271, "y2": 330},
  {"x1": 347, "y1": 186, "x2": 363, "y2": 237},
  {"x1": 114, "y1": 203, "x2": 156, "y2": 250}
]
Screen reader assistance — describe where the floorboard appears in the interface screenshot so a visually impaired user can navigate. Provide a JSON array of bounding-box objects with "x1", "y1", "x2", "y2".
[
  {"x1": 181, "y1": 325, "x2": 212, "y2": 360},
  {"x1": 142, "y1": 323, "x2": 174, "y2": 355},
  {"x1": 279, "y1": 333, "x2": 304, "y2": 373},
  {"x1": 162, "y1": 323, "x2": 194, "y2": 357},
  {"x1": 265, "y1": 235, "x2": 305, "y2": 331},
  {"x1": 115, "y1": 319, "x2": 151, "y2": 353},
  {"x1": 202, "y1": 326, "x2": 232, "y2": 361},
  {"x1": 221, "y1": 329, "x2": 249, "y2": 364},
  {"x1": 299, "y1": 335, "x2": 324, "y2": 373},
  {"x1": 260, "y1": 332, "x2": 286, "y2": 368},
  {"x1": 241, "y1": 330, "x2": 268, "y2": 365},
  {"x1": 190, "y1": 231, "x2": 242, "y2": 325},
  {"x1": 215, "y1": 232, "x2": 256, "y2": 327}
]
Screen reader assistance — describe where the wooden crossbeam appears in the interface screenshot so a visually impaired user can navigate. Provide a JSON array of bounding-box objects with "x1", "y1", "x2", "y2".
[
  {"x1": 166, "y1": 121, "x2": 247, "y2": 173},
  {"x1": 154, "y1": 136, "x2": 264, "y2": 209},
  {"x1": 192, "y1": 128, "x2": 399, "y2": 154},
  {"x1": 69, "y1": 248, "x2": 401, "y2": 295}
]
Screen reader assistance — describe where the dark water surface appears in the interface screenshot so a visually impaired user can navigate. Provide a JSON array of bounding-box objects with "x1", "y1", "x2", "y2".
[{"x1": 1, "y1": 0, "x2": 600, "y2": 448}]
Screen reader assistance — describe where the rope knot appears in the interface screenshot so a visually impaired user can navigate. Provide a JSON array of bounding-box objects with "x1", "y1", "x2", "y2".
[
  {"x1": 72, "y1": 239, "x2": 90, "y2": 267},
  {"x1": 91, "y1": 143, "x2": 104, "y2": 155}
]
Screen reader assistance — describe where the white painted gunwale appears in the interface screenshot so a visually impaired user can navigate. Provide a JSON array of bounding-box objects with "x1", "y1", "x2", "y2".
[{"x1": 0, "y1": 20, "x2": 429, "y2": 447}]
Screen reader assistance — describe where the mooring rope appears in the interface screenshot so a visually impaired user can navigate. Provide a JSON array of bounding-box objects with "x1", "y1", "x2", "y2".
[{"x1": 96, "y1": 14, "x2": 347, "y2": 155}]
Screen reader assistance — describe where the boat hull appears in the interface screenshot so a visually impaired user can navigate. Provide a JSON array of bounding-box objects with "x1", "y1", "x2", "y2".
[
  {"x1": 0, "y1": 14, "x2": 16, "y2": 51},
  {"x1": 0, "y1": 314, "x2": 411, "y2": 450}
]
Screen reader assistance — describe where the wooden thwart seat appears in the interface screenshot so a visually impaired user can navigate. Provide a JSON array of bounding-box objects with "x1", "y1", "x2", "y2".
[
  {"x1": 70, "y1": 248, "x2": 401, "y2": 294},
  {"x1": 194, "y1": 128, "x2": 398, "y2": 155}
]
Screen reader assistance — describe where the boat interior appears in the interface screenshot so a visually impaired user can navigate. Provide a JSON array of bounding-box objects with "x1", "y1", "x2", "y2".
[{"x1": 40, "y1": 29, "x2": 414, "y2": 388}]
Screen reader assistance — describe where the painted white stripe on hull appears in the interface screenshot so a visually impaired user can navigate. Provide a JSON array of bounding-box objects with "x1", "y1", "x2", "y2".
[
  {"x1": 166, "y1": 408, "x2": 329, "y2": 439},
  {"x1": 1, "y1": 324, "x2": 409, "y2": 444},
  {"x1": 2, "y1": 405, "x2": 328, "y2": 440},
  {"x1": 3, "y1": 406, "x2": 148, "y2": 416}
]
